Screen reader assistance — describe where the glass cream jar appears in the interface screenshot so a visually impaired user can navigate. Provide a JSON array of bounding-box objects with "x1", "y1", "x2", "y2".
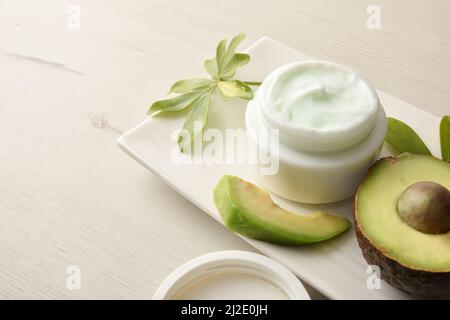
[{"x1": 245, "y1": 61, "x2": 387, "y2": 204}]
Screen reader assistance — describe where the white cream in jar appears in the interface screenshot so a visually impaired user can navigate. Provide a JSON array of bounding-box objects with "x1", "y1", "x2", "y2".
[{"x1": 246, "y1": 61, "x2": 387, "y2": 203}]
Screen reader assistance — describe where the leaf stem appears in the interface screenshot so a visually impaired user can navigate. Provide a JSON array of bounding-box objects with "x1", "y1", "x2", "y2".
[{"x1": 243, "y1": 81, "x2": 262, "y2": 86}]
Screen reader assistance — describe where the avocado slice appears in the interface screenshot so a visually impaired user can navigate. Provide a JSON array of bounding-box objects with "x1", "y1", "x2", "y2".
[
  {"x1": 355, "y1": 153, "x2": 450, "y2": 298},
  {"x1": 213, "y1": 175, "x2": 351, "y2": 245}
]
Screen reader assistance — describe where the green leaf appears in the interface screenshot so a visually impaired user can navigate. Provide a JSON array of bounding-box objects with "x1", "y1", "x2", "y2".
[
  {"x1": 168, "y1": 78, "x2": 212, "y2": 94},
  {"x1": 221, "y1": 53, "x2": 250, "y2": 79},
  {"x1": 147, "y1": 90, "x2": 204, "y2": 115},
  {"x1": 215, "y1": 38, "x2": 227, "y2": 72},
  {"x1": 222, "y1": 33, "x2": 246, "y2": 68},
  {"x1": 385, "y1": 117, "x2": 431, "y2": 155},
  {"x1": 217, "y1": 80, "x2": 253, "y2": 100},
  {"x1": 204, "y1": 34, "x2": 249, "y2": 79},
  {"x1": 178, "y1": 91, "x2": 211, "y2": 152},
  {"x1": 204, "y1": 58, "x2": 218, "y2": 78},
  {"x1": 440, "y1": 115, "x2": 450, "y2": 163}
]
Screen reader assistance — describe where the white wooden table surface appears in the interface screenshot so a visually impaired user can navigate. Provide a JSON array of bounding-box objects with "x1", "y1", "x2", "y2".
[{"x1": 0, "y1": 0, "x2": 448, "y2": 299}]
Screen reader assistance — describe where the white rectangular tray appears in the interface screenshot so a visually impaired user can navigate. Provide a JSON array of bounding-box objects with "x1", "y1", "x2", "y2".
[{"x1": 118, "y1": 37, "x2": 441, "y2": 300}]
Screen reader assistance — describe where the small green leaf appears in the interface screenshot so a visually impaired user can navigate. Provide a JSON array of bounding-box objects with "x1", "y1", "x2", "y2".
[
  {"x1": 440, "y1": 115, "x2": 450, "y2": 163},
  {"x1": 178, "y1": 91, "x2": 211, "y2": 152},
  {"x1": 148, "y1": 90, "x2": 204, "y2": 115},
  {"x1": 221, "y1": 53, "x2": 250, "y2": 79},
  {"x1": 168, "y1": 78, "x2": 212, "y2": 94},
  {"x1": 222, "y1": 33, "x2": 246, "y2": 67},
  {"x1": 217, "y1": 80, "x2": 253, "y2": 100},
  {"x1": 204, "y1": 58, "x2": 218, "y2": 78},
  {"x1": 204, "y1": 34, "x2": 249, "y2": 79},
  {"x1": 215, "y1": 38, "x2": 227, "y2": 71},
  {"x1": 385, "y1": 117, "x2": 431, "y2": 155}
]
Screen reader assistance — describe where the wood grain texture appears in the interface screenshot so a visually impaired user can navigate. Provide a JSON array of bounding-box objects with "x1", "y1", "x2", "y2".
[{"x1": 0, "y1": 0, "x2": 448, "y2": 299}]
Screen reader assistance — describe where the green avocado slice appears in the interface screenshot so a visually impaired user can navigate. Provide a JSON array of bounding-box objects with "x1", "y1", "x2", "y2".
[{"x1": 213, "y1": 175, "x2": 351, "y2": 245}]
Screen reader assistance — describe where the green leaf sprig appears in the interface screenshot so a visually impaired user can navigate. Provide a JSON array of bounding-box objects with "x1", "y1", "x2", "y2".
[
  {"x1": 440, "y1": 115, "x2": 450, "y2": 163},
  {"x1": 147, "y1": 34, "x2": 261, "y2": 152},
  {"x1": 385, "y1": 116, "x2": 450, "y2": 163}
]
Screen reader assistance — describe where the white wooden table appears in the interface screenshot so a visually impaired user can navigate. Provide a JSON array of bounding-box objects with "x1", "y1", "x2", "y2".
[{"x1": 0, "y1": 0, "x2": 448, "y2": 299}]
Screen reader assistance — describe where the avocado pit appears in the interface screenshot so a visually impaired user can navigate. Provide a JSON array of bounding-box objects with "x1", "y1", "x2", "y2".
[{"x1": 397, "y1": 181, "x2": 450, "y2": 234}]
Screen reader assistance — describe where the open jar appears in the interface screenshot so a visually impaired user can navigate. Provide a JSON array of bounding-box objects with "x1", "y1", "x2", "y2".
[{"x1": 245, "y1": 61, "x2": 387, "y2": 204}]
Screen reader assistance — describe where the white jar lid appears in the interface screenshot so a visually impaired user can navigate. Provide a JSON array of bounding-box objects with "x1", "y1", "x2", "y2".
[
  {"x1": 256, "y1": 61, "x2": 381, "y2": 152},
  {"x1": 153, "y1": 250, "x2": 310, "y2": 300}
]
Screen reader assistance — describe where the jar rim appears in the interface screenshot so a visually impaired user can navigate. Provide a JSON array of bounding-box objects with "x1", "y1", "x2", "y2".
[{"x1": 256, "y1": 60, "x2": 380, "y2": 152}]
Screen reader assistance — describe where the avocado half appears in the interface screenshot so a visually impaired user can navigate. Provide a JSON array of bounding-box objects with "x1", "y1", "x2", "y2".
[{"x1": 354, "y1": 153, "x2": 450, "y2": 298}]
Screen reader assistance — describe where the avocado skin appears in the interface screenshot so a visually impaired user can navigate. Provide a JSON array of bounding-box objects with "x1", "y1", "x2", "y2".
[
  {"x1": 213, "y1": 175, "x2": 299, "y2": 245},
  {"x1": 355, "y1": 224, "x2": 450, "y2": 299},
  {"x1": 214, "y1": 175, "x2": 351, "y2": 245},
  {"x1": 354, "y1": 156, "x2": 450, "y2": 299},
  {"x1": 214, "y1": 176, "x2": 299, "y2": 245}
]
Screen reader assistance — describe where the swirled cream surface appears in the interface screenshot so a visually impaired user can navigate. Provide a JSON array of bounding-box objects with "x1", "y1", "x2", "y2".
[{"x1": 256, "y1": 61, "x2": 380, "y2": 151}]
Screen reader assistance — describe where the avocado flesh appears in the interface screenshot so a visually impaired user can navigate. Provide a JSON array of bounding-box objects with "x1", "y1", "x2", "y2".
[
  {"x1": 214, "y1": 175, "x2": 351, "y2": 245},
  {"x1": 356, "y1": 154, "x2": 450, "y2": 272}
]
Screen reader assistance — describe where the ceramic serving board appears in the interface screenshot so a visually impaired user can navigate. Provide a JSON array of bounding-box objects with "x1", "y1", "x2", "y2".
[{"x1": 118, "y1": 37, "x2": 441, "y2": 300}]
